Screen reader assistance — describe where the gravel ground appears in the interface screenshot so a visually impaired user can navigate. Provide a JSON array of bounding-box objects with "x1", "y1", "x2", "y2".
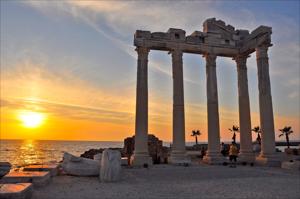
[{"x1": 32, "y1": 164, "x2": 300, "y2": 199}]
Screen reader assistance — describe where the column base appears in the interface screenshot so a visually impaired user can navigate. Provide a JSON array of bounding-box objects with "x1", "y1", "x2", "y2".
[
  {"x1": 255, "y1": 153, "x2": 281, "y2": 167},
  {"x1": 238, "y1": 151, "x2": 255, "y2": 163},
  {"x1": 202, "y1": 151, "x2": 225, "y2": 165},
  {"x1": 130, "y1": 152, "x2": 153, "y2": 167},
  {"x1": 169, "y1": 151, "x2": 191, "y2": 165}
]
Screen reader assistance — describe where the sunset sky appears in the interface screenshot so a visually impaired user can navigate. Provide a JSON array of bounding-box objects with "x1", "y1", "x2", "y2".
[{"x1": 1, "y1": 1, "x2": 299, "y2": 142}]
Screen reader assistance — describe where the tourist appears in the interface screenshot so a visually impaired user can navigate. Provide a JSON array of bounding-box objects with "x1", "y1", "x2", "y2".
[
  {"x1": 220, "y1": 142, "x2": 226, "y2": 156},
  {"x1": 229, "y1": 142, "x2": 238, "y2": 167},
  {"x1": 200, "y1": 147, "x2": 206, "y2": 159}
]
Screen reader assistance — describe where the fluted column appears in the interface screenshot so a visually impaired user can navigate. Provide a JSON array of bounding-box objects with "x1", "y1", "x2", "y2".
[
  {"x1": 169, "y1": 49, "x2": 189, "y2": 164},
  {"x1": 235, "y1": 55, "x2": 254, "y2": 163},
  {"x1": 203, "y1": 54, "x2": 224, "y2": 164},
  {"x1": 255, "y1": 45, "x2": 277, "y2": 165},
  {"x1": 131, "y1": 47, "x2": 152, "y2": 166}
]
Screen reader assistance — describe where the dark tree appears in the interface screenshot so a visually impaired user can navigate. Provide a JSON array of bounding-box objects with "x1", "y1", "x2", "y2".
[
  {"x1": 228, "y1": 125, "x2": 239, "y2": 143},
  {"x1": 279, "y1": 126, "x2": 293, "y2": 148},
  {"x1": 251, "y1": 126, "x2": 261, "y2": 145},
  {"x1": 191, "y1": 130, "x2": 201, "y2": 145}
]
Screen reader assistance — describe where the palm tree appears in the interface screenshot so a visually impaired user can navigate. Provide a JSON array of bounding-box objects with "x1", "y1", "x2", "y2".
[
  {"x1": 251, "y1": 126, "x2": 261, "y2": 145},
  {"x1": 191, "y1": 130, "x2": 201, "y2": 145},
  {"x1": 228, "y1": 125, "x2": 239, "y2": 143},
  {"x1": 279, "y1": 126, "x2": 293, "y2": 148}
]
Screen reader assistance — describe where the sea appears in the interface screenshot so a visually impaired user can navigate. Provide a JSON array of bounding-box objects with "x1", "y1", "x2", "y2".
[
  {"x1": 0, "y1": 139, "x2": 124, "y2": 168},
  {"x1": 0, "y1": 139, "x2": 298, "y2": 167}
]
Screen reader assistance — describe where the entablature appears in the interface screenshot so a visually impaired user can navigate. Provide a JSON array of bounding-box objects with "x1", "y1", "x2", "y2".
[{"x1": 134, "y1": 18, "x2": 272, "y2": 58}]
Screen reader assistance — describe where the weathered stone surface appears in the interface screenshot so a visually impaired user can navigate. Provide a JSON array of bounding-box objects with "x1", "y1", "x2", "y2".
[
  {"x1": 100, "y1": 149, "x2": 121, "y2": 182},
  {"x1": 124, "y1": 134, "x2": 169, "y2": 164},
  {"x1": 134, "y1": 18, "x2": 271, "y2": 57},
  {"x1": 133, "y1": 18, "x2": 275, "y2": 166},
  {"x1": 62, "y1": 152, "x2": 100, "y2": 176},
  {"x1": 80, "y1": 149, "x2": 103, "y2": 159},
  {"x1": 23, "y1": 164, "x2": 58, "y2": 177},
  {"x1": 281, "y1": 161, "x2": 300, "y2": 170},
  {"x1": 130, "y1": 46, "x2": 151, "y2": 167},
  {"x1": 0, "y1": 162, "x2": 11, "y2": 178},
  {"x1": 93, "y1": 153, "x2": 102, "y2": 161},
  {"x1": 0, "y1": 183, "x2": 33, "y2": 199},
  {"x1": 0, "y1": 171, "x2": 51, "y2": 187},
  {"x1": 80, "y1": 148, "x2": 124, "y2": 160}
]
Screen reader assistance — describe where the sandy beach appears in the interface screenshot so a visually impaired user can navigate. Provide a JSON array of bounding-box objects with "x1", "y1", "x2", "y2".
[{"x1": 32, "y1": 163, "x2": 300, "y2": 199}]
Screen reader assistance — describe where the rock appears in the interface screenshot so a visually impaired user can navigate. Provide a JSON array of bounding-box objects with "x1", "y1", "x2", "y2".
[
  {"x1": 0, "y1": 162, "x2": 11, "y2": 178},
  {"x1": 100, "y1": 149, "x2": 121, "y2": 182},
  {"x1": 62, "y1": 152, "x2": 100, "y2": 176},
  {"x1": 93, "y1": 153, "x2": 102, "y2": 161},
  {"x1": 124, "y1": 134, "x2": 169, "y2": 164},
  {"x1": 80, "y1": 148, "x2": 124, "y2": 159},
  {"x1": 80, "y1": 149, "x2": 103, "y2": 159}
]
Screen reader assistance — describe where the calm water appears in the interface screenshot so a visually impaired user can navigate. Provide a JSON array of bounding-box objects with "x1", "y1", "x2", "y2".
[
  {"x1": 0, "y1": 140, "x2": 123, "y2": 167},
  {"x1": 0, "y1": 140, "x2": 298, "y2": 167}
]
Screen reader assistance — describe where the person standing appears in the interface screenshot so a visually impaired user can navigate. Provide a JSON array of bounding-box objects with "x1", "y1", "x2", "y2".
[
  {"x1": 220, "y1": 142, "x2": 226, "y2": 156},
  {"x1": 229, "y1": 142, "x2": 238, "y2": 167}
]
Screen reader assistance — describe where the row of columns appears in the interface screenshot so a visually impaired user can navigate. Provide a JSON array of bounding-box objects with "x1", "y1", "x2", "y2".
[{"x1": 131, "y1": 45, "x2": 276, "y2": 166}]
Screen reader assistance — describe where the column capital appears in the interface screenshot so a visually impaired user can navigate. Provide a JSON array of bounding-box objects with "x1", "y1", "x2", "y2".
[
  {"x1": 169, "y1": 49, "x2": 183, "y2": 56},
  {"x1": 256, "y1": 45, "x2": 269, "y2": 59},
  {"x1": 136, "y1": 47, "x2": 150, "y2": 57},
  {"x1": 234, "y1": 54, "x2": 249, "y2": 69},
  {"x1": 203, "y1": 54, "x2": 217, "y2": 67}
]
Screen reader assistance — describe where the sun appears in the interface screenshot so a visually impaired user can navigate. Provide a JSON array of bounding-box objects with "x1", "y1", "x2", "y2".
[{"x1": 18, "y1": 111, "x2": 45, "y2": 128}]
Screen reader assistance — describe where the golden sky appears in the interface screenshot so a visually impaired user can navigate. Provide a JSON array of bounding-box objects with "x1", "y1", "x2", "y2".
[{"x1": 1, "y1": 1, "x2": 299, "y2": 142}]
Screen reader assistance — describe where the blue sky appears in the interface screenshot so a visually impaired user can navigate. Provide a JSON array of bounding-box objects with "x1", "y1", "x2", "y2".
[{"x1": 1, "y1": 1, "x2": 299, "y2": 141}]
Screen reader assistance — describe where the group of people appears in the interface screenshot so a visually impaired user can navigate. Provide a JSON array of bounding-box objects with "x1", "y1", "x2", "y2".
[
  {"x1": 221, "y1": 142, "x2": 239, "y2": 167},
  {"x1": 199, "y1": 142, "x2": 239, "y2": 167}
]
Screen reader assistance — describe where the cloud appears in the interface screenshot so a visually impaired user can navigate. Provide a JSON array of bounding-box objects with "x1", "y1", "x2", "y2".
[
  {"x1": 1, "y1": 98, "x2": 133, "y2": 124},
  {"x1": 24, "y1": 1, "x2": 299, "y2": 87}
]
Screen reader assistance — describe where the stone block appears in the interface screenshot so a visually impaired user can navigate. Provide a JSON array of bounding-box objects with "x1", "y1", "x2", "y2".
[
  {"x1": 100, "y1": 149, "x2": 121, "y2": 182},
  {"x1": 255, "y1": 155, "x2": 281, "y2": 167},
  {"x1": 0, "y1": 162, "x2": 11, "y2": 178},
  {"x1": 281, "y1": 161, "x2": 300, "y2": 170},
  {"x1": 23, "y1": 164, "x2": 58, "y2": 177},
  {"x1": 62, "y1": 152, "x2": 100, "y2": 176},
  {"x1": 93, "y1": 153, "x2": 102, "y2": 161},
  {"x1": 0, "y1": 183, "x2": 33, "y2": 199},
  {"x1": 0, "y1": 171, "x2": 51, "y2": 187}
]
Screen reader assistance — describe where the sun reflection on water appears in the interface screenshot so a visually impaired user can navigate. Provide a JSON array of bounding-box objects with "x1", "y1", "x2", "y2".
[{"x1": 19, "y1": 139, "x2": 39, "y2": 166}]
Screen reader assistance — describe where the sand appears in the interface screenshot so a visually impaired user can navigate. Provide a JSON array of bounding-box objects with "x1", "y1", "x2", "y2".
[{"x1": 32, "y1": 163, "x2": 300, "y2": 199}]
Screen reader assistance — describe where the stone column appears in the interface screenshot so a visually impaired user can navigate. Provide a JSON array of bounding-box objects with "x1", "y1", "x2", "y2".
[
  {"x1": 131, "y1": 47, "x2": 152, "y2": 166},
  {"x1": 235, "y1": 55, "x2": 254, "y2": 163},
  {"x1": 255, "y1": 45, "x2": 278, "y2": 166},
  {"x1": 203, "y1": 54, "x2": 224, "y2": 164},
  {"x1": 169, "y1": 49, "x2": 189, "y2": 164}
]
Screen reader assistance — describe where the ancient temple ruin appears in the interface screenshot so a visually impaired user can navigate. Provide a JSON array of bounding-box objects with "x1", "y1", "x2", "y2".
[{"x1": 131, "y1": 18, "x2": 276, "y2": 166}]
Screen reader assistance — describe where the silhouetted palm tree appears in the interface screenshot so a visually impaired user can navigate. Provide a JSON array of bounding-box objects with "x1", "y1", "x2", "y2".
[
  {"x1": 279, "y1": 126, "x2": 293, "y2": 148},
  {"x1": 191, "y1": 130, "x2": 201, "y2": 145},
  {"x1": 228, "y1": 125, "x2": 239, "y2": 143},
  {"x1": 252, "y1": 126, "x2": 261, "y2": 144}
]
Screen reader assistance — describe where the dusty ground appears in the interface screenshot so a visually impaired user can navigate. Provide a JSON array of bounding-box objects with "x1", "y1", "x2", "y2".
[{"x1": 32, "y1": 163, "x2": 300, "y2": 199}]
